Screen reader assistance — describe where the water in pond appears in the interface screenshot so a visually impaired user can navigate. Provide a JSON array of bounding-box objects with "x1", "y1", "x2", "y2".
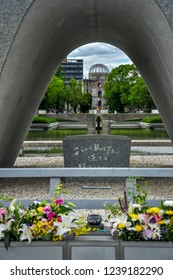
[
  {"x1": 110, "y1": 128, "x2": 169, "y2": 140},
  {"x1": 25, "y1": 128, "x2": 169, "y2": 141},
  {"x1": 25, "y1": 129, "x2": 87, "y2": 141}
]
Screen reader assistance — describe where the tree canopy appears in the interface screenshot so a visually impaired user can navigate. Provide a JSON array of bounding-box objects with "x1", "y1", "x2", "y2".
[
  {"x1": 129, "y1": 77, "x2": 156, "y2": 112},
  {"x1": 39, "y1": 76, "x2": 65, "y2": 112},
  {"x1": 104, "y1": 64, "x2": 155, "y2": 113}
]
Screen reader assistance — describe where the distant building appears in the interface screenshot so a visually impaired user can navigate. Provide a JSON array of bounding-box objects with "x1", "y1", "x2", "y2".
[
  {"x1": 83, "y1": 64, "x2": 109, "y2": 109},
  {"x1": 61, "y1": 59, "x2": 83, "y2": 86}
]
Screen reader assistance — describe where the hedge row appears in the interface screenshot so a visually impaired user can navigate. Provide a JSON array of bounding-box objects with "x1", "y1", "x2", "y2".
[
  {"x1": 141, "y1": 116, "x2": 162, "y2": 123},
  {"x1": 32, "y1": 116, "x2": 57, "y2": 124}
]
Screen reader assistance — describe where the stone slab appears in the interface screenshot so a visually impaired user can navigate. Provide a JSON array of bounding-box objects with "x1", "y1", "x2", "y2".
[{"x1": 63, "y1": 135, "x2": 131, "y2": 182}]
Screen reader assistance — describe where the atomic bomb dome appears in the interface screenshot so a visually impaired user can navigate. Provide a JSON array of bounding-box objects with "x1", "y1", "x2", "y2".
[
  {"x1": 83, "y1": 63, "x2": 109, "y2": 109},
  {"x1": 89, "y1": 64, "x2": 109, "y2": 74},
  {"x1": 89, "y1": 64, "x2": 109, "y2": 80}
]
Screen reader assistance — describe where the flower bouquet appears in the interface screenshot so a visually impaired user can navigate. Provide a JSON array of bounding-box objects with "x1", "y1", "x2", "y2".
[
  {"x1": 105, "y1": 181, "x2": 173, "y2": 242},
  {"x1": 0, "y1": 184, "x2": 89, "y2": 249}
]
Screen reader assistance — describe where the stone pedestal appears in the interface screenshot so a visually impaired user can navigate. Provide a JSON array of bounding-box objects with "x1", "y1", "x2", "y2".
[
  {"x1": 63, "y1": 135, "x2": 131, "y2": 182},
  {"x1": 83, "y1": 114, "x2": 96, "y2": 134}
]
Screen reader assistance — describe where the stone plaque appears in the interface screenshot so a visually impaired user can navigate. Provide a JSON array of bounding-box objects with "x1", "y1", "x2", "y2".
[{"x1": 63, "y1": 135, "x2": 131, "y2": 182}]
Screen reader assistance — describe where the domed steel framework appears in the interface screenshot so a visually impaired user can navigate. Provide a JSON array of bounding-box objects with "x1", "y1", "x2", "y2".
[
  {"x1": 89, "y1": 64, "x2": 109, "y2": 74},
  {"x1": 89, "y1": 64, "x2": 109, "y2": 80}
]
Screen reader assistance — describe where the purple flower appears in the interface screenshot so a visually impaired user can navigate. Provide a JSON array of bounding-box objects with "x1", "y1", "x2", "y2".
[
  {"x1": 124, "y1": 191, "x2": 128, "y2": 211},
  {"x1": 26, "y1": 222, "x2": 32, "y2": 226},
  {"x1": 160, "y1": 228, "x2": 167, "y2": 236},
  {"x1": 142, "y1": 229, "x2": 153, "y2": 240},
  {"x1": 149, "y1": 217, "x2": 156, "y2": 223}
]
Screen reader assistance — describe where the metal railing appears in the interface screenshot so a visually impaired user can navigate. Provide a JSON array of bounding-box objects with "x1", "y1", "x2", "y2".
[{"x1": 1, "y1": 167, "x2": 173, "y2": 208}]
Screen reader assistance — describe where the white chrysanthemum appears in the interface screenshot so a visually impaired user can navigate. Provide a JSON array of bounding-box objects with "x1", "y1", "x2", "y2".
[
  {"x1": 163, "y1": 200, "x2": 173, "y2": 207},
  {"x1": 133, "y1": 204, "x2": 142, "y2": 210}
]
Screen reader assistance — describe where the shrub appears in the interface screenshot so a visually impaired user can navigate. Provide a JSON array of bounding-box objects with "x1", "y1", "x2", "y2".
[
  {"x1": 141, "y1": 116, "x2": 162, "y2": 123},
  {"x1": 32, "y1": 116, "x2": 57, "y2": 124}
]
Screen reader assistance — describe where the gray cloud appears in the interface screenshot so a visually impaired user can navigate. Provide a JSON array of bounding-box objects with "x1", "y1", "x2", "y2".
[{"x1": 68, "y1": 42, "x2": 132, "y2": 78}]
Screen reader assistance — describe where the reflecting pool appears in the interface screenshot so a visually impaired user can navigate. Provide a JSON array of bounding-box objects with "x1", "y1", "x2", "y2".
[{"x1": 25, "y1": 128, "x2": 169, "y2": 141}]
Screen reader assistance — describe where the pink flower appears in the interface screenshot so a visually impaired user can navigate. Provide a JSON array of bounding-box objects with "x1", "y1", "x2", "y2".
[
  {"x1": 139, "y1": 213, "x2": 150, "y2": 225},
  {"x1": 0, "y1": 208, "x2": 7, "y2": 219},
  {"x1": 47, "y1": 212, "x2": 56, "y2": 220},
  {"x1": 153, "y1": 214, "x2": 162, "y2": 223},
  {"x1": 43, "y1": 205, "x2": 51, "y2": 214},
  {"x1": 55, "y1": 198, "x2": 64, "y2": 205}
]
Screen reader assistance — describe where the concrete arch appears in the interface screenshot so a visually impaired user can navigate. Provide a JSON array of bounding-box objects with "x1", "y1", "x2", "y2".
[{"x1": 1, "y1": 0, "x2": 173, "y2": 167}]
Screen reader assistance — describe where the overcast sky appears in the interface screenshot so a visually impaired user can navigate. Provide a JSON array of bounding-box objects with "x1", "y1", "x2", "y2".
[{"x1": 68, "y1": 42, "x2": 132, "y2": 78}]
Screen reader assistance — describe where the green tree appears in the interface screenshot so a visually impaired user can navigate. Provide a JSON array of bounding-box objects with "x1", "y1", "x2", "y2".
[
  {"x1": 39, "y1": 66, "x2": 65, "y2": 112},
  {"x1": 104, "y1": 64, "x2": 139, "y2": 112},
  {"x1": 55, "y1": 66, "x2": 65, "y2": 80},
  {"x1": 42, "y1": 76, "x2": 65, "y2": 112},
  {"x1": 68, "y1": 78, "x2": 83, "y2": 113},
  {"x1": 80, "y1": 92, "x2": 92, "y2": 113},
  {"x1": 129, "y1": 77, "x2": 156, "y2": 112}
]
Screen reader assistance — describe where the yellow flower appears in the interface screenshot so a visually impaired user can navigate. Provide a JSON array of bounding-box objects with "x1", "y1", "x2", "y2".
[
  {"x1": 135, "y1": 225, "x2": 143, "y2": 232},
  {"x1": 37, "y1": 207, "x2": 43, "y2": 213},
  {"x1": 52, "y1": 235, "x2": 63, "y2": 241},
  {"x1": 130, "y1": 214, "x2": 139, "y2": 221},
  {"x1": 74, "y1": 226, "x2": 91, "y2": 236},
  {"x1": 146, "y1": 207, "x2": 160, "y2": 214},
  {"x1": 117, "y1": 223, "x2": 125, "y2": 229},
  {"x1": 37, "y1": 221, "x2": 43, "y2": 228},
  {"x1": 158, "y1": 220, "x2": 165, "y2": 225},
  {"x1": 165, "y1": 210, "x2": 173, "y2": 215}
]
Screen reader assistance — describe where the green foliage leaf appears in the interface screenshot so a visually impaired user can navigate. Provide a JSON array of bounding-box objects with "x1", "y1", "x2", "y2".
[
  {"x1": 41, "y1": 235, "x2": 51, "y2": 241},
  {"x1": 66, "y1": 202, "x2": 77, "y2": 208},
  {"x1": 4, "y1": 232, "x2": 11, "y2": 250}
]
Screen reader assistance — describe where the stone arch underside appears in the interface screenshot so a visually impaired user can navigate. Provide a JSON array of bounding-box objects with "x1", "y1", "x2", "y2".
[{"x1": 0, "y1": 0, "x2": 173, "y2": 167}]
